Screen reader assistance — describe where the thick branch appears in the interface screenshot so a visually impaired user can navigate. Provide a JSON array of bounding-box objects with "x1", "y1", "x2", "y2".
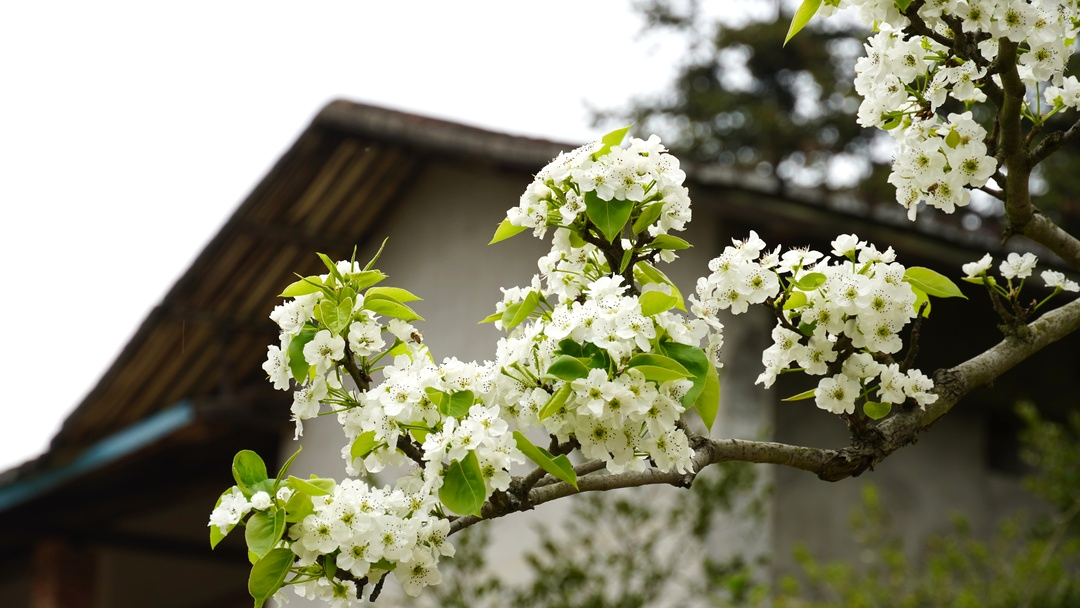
[
  {"x1": 1020, "y1": 213, "x2": 1080, "y2": 272},
  {"x1": 448, "y1": 296, "x2": 1080, "y2": 536}
]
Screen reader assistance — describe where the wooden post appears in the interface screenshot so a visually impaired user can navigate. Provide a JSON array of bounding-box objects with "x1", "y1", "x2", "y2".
[{"x1": 31, "y1": 538, "x2": 96, "y2": 608}]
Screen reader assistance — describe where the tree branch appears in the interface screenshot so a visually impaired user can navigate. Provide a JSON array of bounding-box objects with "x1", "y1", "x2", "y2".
[{"x1": 447, "y1": 295, "x2": 1080, "y2": 536}]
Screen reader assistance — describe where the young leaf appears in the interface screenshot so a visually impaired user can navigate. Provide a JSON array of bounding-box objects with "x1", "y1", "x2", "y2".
[
  {"x1": 793, "y1": 272, "x2": 827, "y2": 291},
  {"x1": 539, "y1": 382, "x2": 574, "y2": 420},
  {"x1": 632, "y1": 203, "x2": 665, "y2": 235},
  {"x1": 657, "y1": 342, "x2": 709, "y2": 409},
  {"x1": 640, "y1": 290, "x2": 678, "y2": 316},
  {"x1": 904, "y1": 267, "x2": 966, "y2": 299},
  {"x1": 442, "y1": 390, "x2": 475, "y2": 418},
  {"x1": 366, "y1": 286, "x2": 422, "y2": 303},
  {"x1": 350, "y1": 430, "x2": 379, "y2": 462},
  {"x1": 363, "y1": 297, "x2": 424, "y2": 321},
  {"x1": 619, "y1": 248, "x2": 633, "y2": 274},
  {"x1": 695, "y1": 363, "x2": 721, "y2": 433},
  {"x1": 782, "y1": 388, "x2": 816, "y2": 402},
  {"x1": 318, "y1": 297, "x2": 353, "y2": 335},
  {"x1": 279, "y1": 275, "x2": 324, "y2": 297},
  {"x1": 284, "y1": 492, "x2": 314, "y2": 523},
  {"x1": 286, "y1": 327, "x2": 317, "y2": 382},
  {"x1": 362, "y1": 237, "x2": 388, "y2": 271},
  {"x1": 477, "y1": 310, "x2": 502, "y2": 324},
  {"x1": 233, "y1": 450, "x2": 268, "y2": 496},
  {"x1": 273, "y1": 446, "x2": 302, "y2": 492},
  {"x1": 784, "y1": 0, "x2": 823, "y2": 45},
  {"x1": 585, "y1": 191, "x2": 634, "y2": 244},
  {"x1": 490, "y1": 218, "x2": 528, "y2": 244},
  {"x1": 439, "y1": 451, "x2": 486, "y2": 517},
  {"x1": 864, "y1": 401, "x2": 892, "y2": 420},
  {"x1": 316, "y1": 252, "x2": 345, "y2": 285},
  {"x1": 245, "y1": 509, "x2": 285, "y2": 560},
  {"x1": 593, "y1": 124, "x2": 632, "y2": 159},
  {"x1": 649, "y1": 234, "x2": 692, "y2": 251},
  {"x1": 502, "y1": 290, "x2": 540, "y2": 331},
  {"x1": 544, "y1": 355, "x2": 593, "y2": 382},
  {"x1": 626, "y1": 353, "x2": 692, "y2": 381},
  {"x1": 635, "y1": 262, "x2": 686, "y2": 311},
  {"x1": 351, "y1": 270, "x2": 388, "y2": 291},
  {"x1": 287, "y1": 475, "x2": 334, "y2": 497},
  {"x1": 249, "y1": 548, "x2": 294, "y2": 608},
  {"x1": 513, "y1": 431, "x2": 578, "y2": 489},
  {"x1": 783, "y1": 290, "x2": 808, "y2": 310}
]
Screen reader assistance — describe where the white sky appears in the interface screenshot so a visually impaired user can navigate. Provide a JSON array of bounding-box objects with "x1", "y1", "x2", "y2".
[{"x1": 0, "y1": 1, "x2": 707, "y2": 472}]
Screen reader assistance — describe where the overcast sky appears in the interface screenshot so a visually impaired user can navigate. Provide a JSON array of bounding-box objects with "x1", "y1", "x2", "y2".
[{"x1": 0, "y1": 1, "x2": 748, "y2": 471}]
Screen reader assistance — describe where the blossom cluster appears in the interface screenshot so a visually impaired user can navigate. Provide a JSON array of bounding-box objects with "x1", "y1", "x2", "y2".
[
  {"x1": 506, "y1": 133, "x2": 692, "y2": 300},
  {"x1": 288, "y1": 479, "x2": 453, "y2": 602},
  {"x1": 215, "y1": 131, "x2": 953, "y2": 606},
  {"x1": 692, "y1": 232, "x2": 938, "y2": 416},
  {"x1": 820, "y1": 0, "x2": 1080, "y2": 220}
]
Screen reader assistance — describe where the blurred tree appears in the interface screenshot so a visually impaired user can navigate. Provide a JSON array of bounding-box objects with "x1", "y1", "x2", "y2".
[{"x1": 596, "y1": 0, "x2": 1080, "y2": 231}]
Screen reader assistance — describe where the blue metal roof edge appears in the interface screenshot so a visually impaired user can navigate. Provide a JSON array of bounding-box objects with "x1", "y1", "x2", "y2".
[{"x1": 0, "y1": 401, "x2": 195, "y2": 513}]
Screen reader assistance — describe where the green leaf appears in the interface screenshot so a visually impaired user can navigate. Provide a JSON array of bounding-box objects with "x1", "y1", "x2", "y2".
[
  {"x1": 316, "y1": 252, "x2": 345, "y2": 285},
  {"x1": 430, "y1": 389, "x2": 474, "y2": 418},
  {"x1": 635, "y1": 262, "x2": 685, "y2": 311},
  {"x1": 649, "y1": 234, "x2": 692, "y2": 251},
  {"x1": 351, "y1": 269, "x2": 387, "y2": 291},
  {"x1": 783, "y1": 291, "x2": 808, "y2": 310},
  {"x1": 362, "y1": 237, "x2": 388, "y2": 271},
  {"x1": 233, "y1": 451, "x2": 268, "y2": 496},
  {"x1": 904, "y1": 267, "x2": 966, "y2": 299},
  {"x1": 793, "y1": 272, "x2": 827, "y2": 291},
  {"x1": 626, "y1": 353, "x2": 692, "y2": 383},
  {"x1": 502, "y1": 290, "x2": 541, "y2": 331},
  {"x1": 784, "y1": 0, "x2": 823, "y2": 45},
  {"x1": 895, "y1": 0, "x2": 913, "y2": 12},
  {"x1": 286, "y1": 327, "x2": 317, "y2": 383},
  {"x1": 593, "y1": 124, "x2": 632, "y2": 159},
  {"x1": 478, "y1": 310, "x2": 502, "y2": 324},
  {"x1": 632, "y1": 203, "x2": 665, "y2": 235},
  {"x1": 366, "y1": 286, "x2": 422, "y2": 303},
  {"x1": 513, "y1": 431, "x2": 578, "y2": 489},
  {"x1": 695, "y1": 362, "x2": 721, "y2": 433},
  {"x1": 539, "y1": 382, "x2": 574, "y2": 420},
  {"x1": 944, "y1": 129, "x2": 961, "y2": 149},
  {"x1": 210, "y1": 523, "x2": 228, "y2": 549},
  {"x1": 439, "y1": 451, "x2": 486, "y2": 517},
  {"x1": 318, "y1": 297, "x2": 353, "y2": 335},
  {"x1": 248, "y1": 548, "x2": 294, "y2": 608},
  {"x1": 657, "y1": 342, "x2": 709, "y2": 409},
  {"x1": 639, "y1": 290, "x2": 678, "y2": 316},
  {"x1": 245, "y1": 509, "x2": 286, "y2": 560},
  {"x1": 283, "y1": 492, "x2": 314, "y2": 523},
  {"x1": 782, "y1": 388, "x2": 816, "y2": 402},
  {"x1": 619, "y1": 248, "x2": 633, "y2": 274},
  {"x1": 490, "y1": 218, "x2": 528, "y2": 244},
  {"x1": 272, "y1": 446, "x2": 302, "y2": 493},
  {"x1": 287, "y1": 475, "x2": 334, "y2": 497},
  {"x1": 350, "y1": 430, "x2": 379, "y2": 462},
  {"x1": 363, "y1": 297, "x2": 424, "y2": 321},
  {"x1": 864, "y1": 401, "x2": 892, "y2": 420},
  {"x1": 585, "y1": 191, "x2": 635, "y2": 244},
  {"x1": 544, "y1": 355, "x2": 593, "y2": 382},
  {"x1": 279, "y1": 275, "x2": 324, "y2": 297}
]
